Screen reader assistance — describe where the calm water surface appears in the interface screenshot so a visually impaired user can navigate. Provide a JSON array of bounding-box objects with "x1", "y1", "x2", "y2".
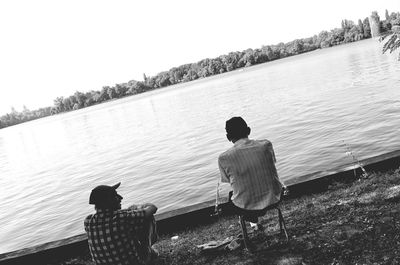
[{"x1": 1, "y1": 39, "x2": 400, "y2": 253}]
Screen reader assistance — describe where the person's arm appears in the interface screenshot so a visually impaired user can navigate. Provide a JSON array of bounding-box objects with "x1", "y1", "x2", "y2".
[
  {"x1": 266, "y1": 141, "x2": 276, "y2": 163},
  {"x1": 127, "y1": 204, "x2": 139, "y2": 210},
  {"x1": 218, "y1": 157, "x2": 230, "y2": 183},
  {"x1": 83, "y1": 215, "x2": 92, "y2": 232}
]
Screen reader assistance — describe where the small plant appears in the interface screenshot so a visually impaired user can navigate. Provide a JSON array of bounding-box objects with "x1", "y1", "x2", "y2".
[{"x1": 343, "y1": 141, "x2": 368, "y2": 178}]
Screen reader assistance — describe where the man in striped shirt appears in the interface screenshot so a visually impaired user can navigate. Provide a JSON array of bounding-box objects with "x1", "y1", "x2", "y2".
[
  {"x1": 218, "y1": 117, "x2": 283, "y2": 225},
  {"x1": 84, "y1": 182, "x2": 158, "y2": 265}
]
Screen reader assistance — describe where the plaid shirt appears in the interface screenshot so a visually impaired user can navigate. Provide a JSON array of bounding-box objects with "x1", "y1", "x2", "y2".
[
  {"x1": 218, "y1": 138, "x2": 283, "y2": 210},
  {"x1": 84, "y1": 206, "x2": 147, "y2": 265}
]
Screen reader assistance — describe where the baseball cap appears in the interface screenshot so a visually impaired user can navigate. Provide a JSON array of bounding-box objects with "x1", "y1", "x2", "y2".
[{"x1": 89, "y1": 182, "x2": 121, "y2": 205}]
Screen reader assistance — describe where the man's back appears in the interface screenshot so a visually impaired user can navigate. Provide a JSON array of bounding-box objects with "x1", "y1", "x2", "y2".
[{"x1": 218, "y1": 138, "x2": 282, "y2": 210}]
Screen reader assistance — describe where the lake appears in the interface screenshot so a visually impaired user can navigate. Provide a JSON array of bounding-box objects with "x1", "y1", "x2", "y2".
[{"x1": 1, "y1": 39, "x2": 399, "y2": 253}]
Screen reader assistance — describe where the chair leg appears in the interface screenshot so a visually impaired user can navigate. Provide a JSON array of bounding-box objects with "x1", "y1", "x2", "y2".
[
  {"x1": 239, "y1": 215, "x2": 251, "y2": 250},
  {"x1": 277, "y1": 207, "x2": 289, "y2": 242}
]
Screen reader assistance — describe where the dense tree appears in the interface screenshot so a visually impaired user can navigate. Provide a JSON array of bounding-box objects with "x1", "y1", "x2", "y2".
[
  {"x1": 389, "y1": 12, "x2": 400, "y2": 22},
  {"x1": 317, "y1": 30, "x2": 332, "y2": 48},
  {"x1": 283, "y1": 40, "x2": 298, "y2": 55},
  {"x1": 53, "y1": 97, "x2": 65, "y2": 113},
  {"x1": 114, "y1": 84, "x2": 129, "y2": 97},
  {"x1": 261, "y1": 45, "x2": 275, "y2": 61},
  {"x1": 371, "y1": 11, "x2": 380, "y2": 22},
  {"x1": 62, "y1": 97, "x2": 72, "y2": 111},
  {"x1": 127, "y1": 81, "x2": 150, "y2": 94},
  {"x1": 381, "y1": 18, "x2": 400, "y2": 59},
  {"x1": 99, "y1": 87, "x2": 110, "y2": 102},
  {"x1": 168, "y1": 67, "x2": 184, "y2": 84},
  {"x1": 182, "y1": 69, "x2": 198, "y2": 82},
  {"x1": 74, "y1": 91, "x2": 87, "y2": 108},
  {"x1": 341, "y1": 19, "x2": 354, "y2": 31}
]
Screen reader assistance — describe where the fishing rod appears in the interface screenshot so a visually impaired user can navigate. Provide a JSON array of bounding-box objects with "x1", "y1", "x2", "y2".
[
  {"x1": 210, "y1": 179, "x2": 222, "y2": 217},
  {"x1": 343, "y1": 140, "x2": 368, "y2": 178}
]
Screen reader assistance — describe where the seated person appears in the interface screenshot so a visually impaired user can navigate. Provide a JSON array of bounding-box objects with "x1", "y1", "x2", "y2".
[
  {"x1": 218, "y1": 117, "x2": 283, "y2": 226},
  {"x1": 84, "y1": 182, "x2": 158, "y2": 265}
]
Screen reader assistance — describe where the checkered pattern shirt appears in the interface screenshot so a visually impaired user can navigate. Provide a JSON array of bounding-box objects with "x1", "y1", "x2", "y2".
[
  {"x1": 84, "y1": 206, "x2": 146, "y2": 265},
  {"x1": 218, "y1": 138, "x2": 283, "y2": 210}
]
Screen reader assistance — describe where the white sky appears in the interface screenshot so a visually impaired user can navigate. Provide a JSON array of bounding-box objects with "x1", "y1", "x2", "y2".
[{"x1": 0, "y1": 0, "x2": 399, "y2": 115}]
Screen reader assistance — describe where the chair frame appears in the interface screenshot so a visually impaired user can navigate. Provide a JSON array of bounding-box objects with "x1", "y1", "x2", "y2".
[{"x1": 239, "y1": 205, "x2": 288, "y2": 251}]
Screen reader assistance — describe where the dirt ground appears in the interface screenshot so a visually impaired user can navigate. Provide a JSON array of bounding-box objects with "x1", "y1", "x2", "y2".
[{"x1": 48, "y1": 168, "x2": 400, "y2": 265}]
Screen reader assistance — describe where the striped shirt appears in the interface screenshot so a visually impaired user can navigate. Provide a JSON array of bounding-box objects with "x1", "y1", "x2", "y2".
[
  {"x1": 218, "y1": 138, "x2": 283, "y2": 210},
  {"x1": 84, "y1": 206, "x2": 147, "y2": 265}
]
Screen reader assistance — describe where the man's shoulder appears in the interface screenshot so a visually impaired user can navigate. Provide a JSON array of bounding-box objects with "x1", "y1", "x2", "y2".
[
  {"x1": 84, "y1": 213, "x2": 94, "y2": 221},
  {"x1": 254, "y1": 139, "x2": 271, "y2": 144},
  {"x1": 84, "y1": 214, "x2": 94, "y2": 229},
  {"x1": 219, "y1": 139, "x2": 272, "y2": 157},
  {"x1": 219, "y1": 146, "x2": 236, "y2": 161}
]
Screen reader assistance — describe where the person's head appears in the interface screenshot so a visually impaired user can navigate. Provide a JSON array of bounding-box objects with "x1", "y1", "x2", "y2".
[
  {"x1": 89, "y1": 182, "x2": 123, "y2": 210},
  {"x1": 225, "y1": 116, "x2": 251, "y2": 142}
]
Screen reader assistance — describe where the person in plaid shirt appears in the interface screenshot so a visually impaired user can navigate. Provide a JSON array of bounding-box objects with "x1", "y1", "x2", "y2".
[{"x1": 84, "y1": 182, "x2": 159, "y2": 265}]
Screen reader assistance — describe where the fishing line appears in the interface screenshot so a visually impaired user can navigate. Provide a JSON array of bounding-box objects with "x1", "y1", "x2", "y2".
[
  {"x1": 342, "y1": 140, "x2": 368, "y2": 177},
  {"x1": 211, "y1": 179, "x2": 221, "y2": 216}
]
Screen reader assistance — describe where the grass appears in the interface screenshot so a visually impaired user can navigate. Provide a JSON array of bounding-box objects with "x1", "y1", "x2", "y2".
[{"x1": 47, "y1": 168, "x2": 400, "y2": 265}]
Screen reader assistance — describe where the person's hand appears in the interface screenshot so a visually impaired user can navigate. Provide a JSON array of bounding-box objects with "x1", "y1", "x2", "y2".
[
  {"x1": 142, "y1": 203, "x2": 156, "y2": 208},
  {"x1": 143, "y1": 203, "x2": 158, "y2": 218},
  {"x1": 128, "y1": 204, "x2": 139, "y2": 210}
]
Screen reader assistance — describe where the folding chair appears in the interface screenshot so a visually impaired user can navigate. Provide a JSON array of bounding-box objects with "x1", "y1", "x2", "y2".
[{"x1": 239, "y1": 203, "x2": 289, "y2": 251}]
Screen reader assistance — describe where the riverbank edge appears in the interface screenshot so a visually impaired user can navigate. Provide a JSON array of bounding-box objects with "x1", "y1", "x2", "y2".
[{"x1": 1, "y1": 149, "x2": 400, "y2": 264}]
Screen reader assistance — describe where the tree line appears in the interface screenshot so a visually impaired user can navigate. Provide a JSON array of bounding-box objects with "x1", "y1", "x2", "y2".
[{"x1": 1, "y1": 10, "x2": 400, "y2": 129}]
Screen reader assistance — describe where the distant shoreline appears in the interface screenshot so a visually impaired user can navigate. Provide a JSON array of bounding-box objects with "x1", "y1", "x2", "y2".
[{"x1": 1, "y1": 10, "x2": 398, "y2": 129}]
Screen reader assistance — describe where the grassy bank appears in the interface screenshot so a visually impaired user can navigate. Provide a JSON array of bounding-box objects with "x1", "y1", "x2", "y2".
[{"x1": 48, "y1": 168, "x2": 400, "y2": 265}]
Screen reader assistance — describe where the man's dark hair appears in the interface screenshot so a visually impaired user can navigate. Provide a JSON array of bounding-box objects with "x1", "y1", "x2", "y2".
[{"x1": 225, "y1": 117, "x2": 250, "y2": 141}]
